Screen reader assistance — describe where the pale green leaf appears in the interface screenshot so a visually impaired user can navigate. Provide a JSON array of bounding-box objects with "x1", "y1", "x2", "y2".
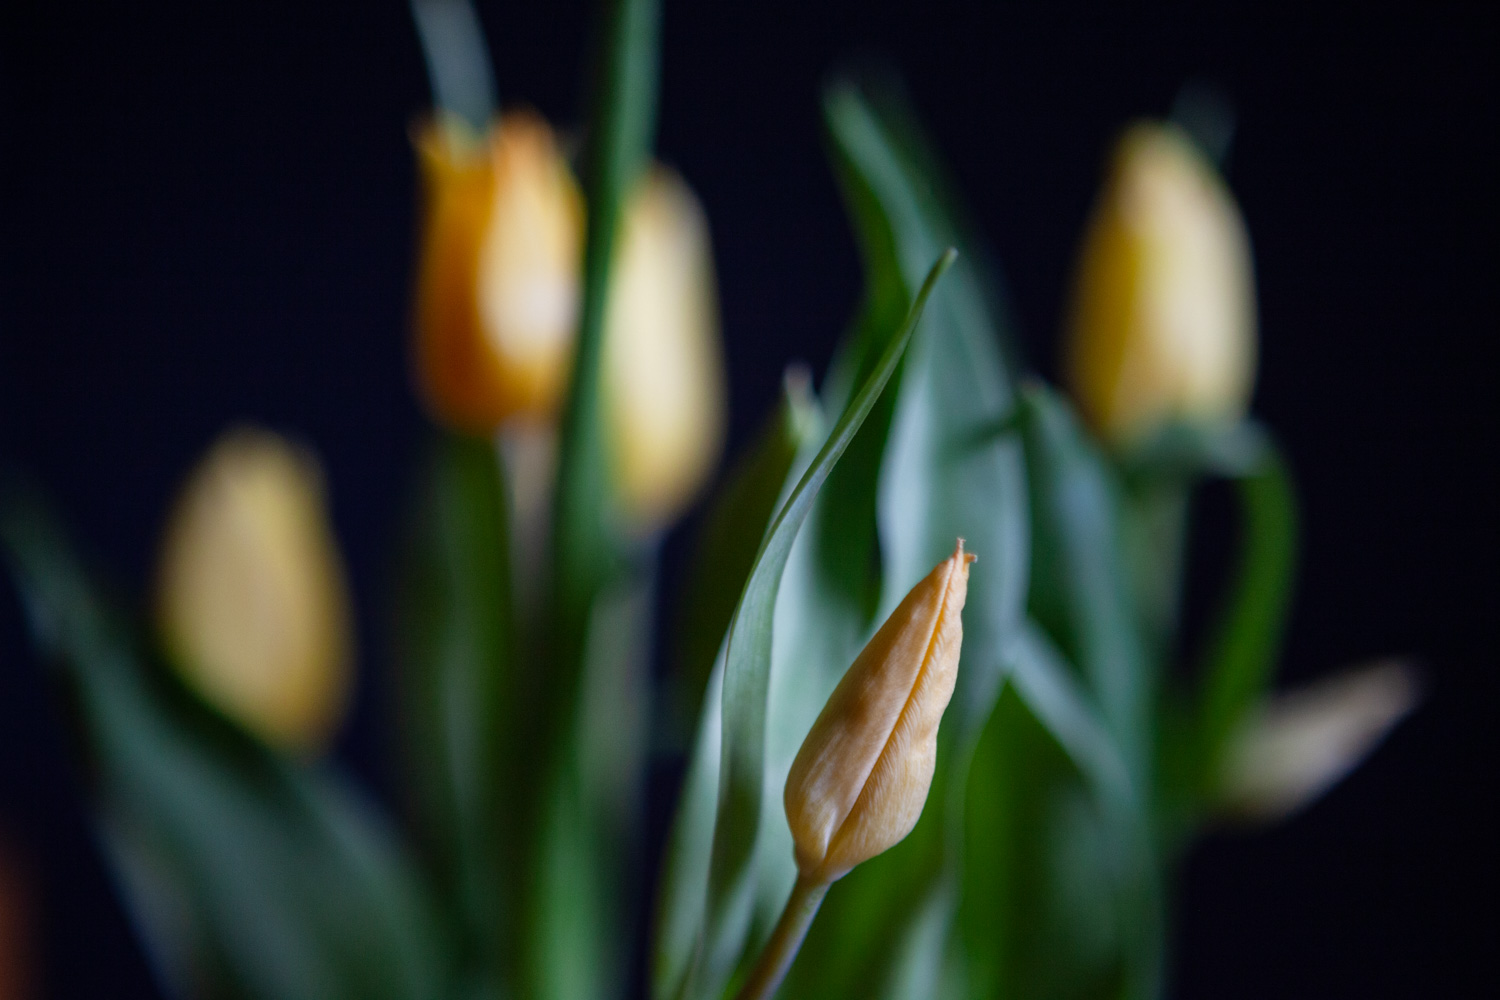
[{"x1": 685, "y1": 250, "x2": 956, "y2": 1000}]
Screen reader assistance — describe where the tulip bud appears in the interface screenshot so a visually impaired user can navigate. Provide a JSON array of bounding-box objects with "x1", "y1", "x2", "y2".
[
  {"x1": 1217, "y1": 660, "x2": 1417, "y2": 822},
  {"x1": 785, "y1": 540, "x2": 973, "y2": 883},
  {"x1": 413, "y1": 109, "x2": 584, "y2": 432},
  {"x1": 602, "y1": 165, "x2": 727, "y2": 530},
  {"x1": 156, "y1": 427, "x2": 354, "y2": 752},
  {"x1": 1063, "y1": 121, "x2": 1256, "y2": 447}
]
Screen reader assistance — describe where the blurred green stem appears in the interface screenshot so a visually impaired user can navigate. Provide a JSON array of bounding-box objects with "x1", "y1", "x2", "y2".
[
  {"x1": 733, "y1": 877, "x2": 829, "y2": 1000},
  {"x1": 1124, "y1": 478, "x2": 1190, "y2": 664}
]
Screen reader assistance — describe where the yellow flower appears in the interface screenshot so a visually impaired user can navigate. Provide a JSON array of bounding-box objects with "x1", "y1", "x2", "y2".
[
  {"x1": 155, "y1": 427, "x2": 354, "y2": 752},
  {"x1": 1063, "y1": 121, "x2": 1256, "y2": 447},
  {"x1": 784, "y1": 540, "x2": 974, "y2": 884},
  {"x1": 412, "y1": 109, "x2": 584, "y2": 432},
  {"x1": 603, "y1": 165, "x2": 727, "y2": 530}
]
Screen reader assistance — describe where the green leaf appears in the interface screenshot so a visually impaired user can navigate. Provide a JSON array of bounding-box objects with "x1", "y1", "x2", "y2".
[
  {"x1": 532, "y1": 0, "x2": 660, "y2": 994},
  {"x1": 396, "y1": 431, "x2": 512, "y2": 989},
  {"x1": 0, "y1": 483, "x2": 446, "y2": 1000},
  {"x1": 824, "y1": 73, "x2": 1028, "y2": 738},
  {"x1": 684, "y1": 250, "x2": 956, "y2": 1000},
  {"x1": 961, "y1": 683, "x2": 1122, "y2": 1000},
  {"x1": 670, "y1": 371, "x2": 825, "y2": 744},
  {"x1": 959, "y1": 625, "x2": 1162, "y2": 1000},
  {"x1": 409, "y1": 0, "x2": 496, "y2": 132},
  {"x1": 654, "y1": 655, "x2": 726, "y2": 1000},
  {"x1": 551, "y1": 0, "x2": 660, "y2": 644},
  {"x1": 652, "y1": 375, "x2": 824, "y2": 1000},
  {"x1": 1018, "y1": 383, "x2": 1151, "y2": 784},
  {"x1": 772, "y1": 74, "x2": 1031, "y2": 1000}
]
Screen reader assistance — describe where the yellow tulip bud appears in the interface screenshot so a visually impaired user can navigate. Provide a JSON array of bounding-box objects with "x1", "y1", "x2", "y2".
[
  {"x1": 412, "y1": 109, "x2": 584, "y2": 432},
  {"x1": 602, "y1": 165, "x2": 727, "y2": 530},
  {"x1": 1063, "y1": 121, "x2": 1257, "y2": 447},
  {"x1": 155, "y1": 427, "x2": 354, "y2": 752},
  {"x1": 784, "y1": 540, "x2": 974, "y2": 884}
]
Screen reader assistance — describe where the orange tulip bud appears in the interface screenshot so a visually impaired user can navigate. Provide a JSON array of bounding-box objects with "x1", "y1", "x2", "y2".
[
  {"x1": 785, "y1": 540, "x2": 973, "y2": 883},
  {"x1": 413, "y1": 110, "x2": 584, "y2": 432}
]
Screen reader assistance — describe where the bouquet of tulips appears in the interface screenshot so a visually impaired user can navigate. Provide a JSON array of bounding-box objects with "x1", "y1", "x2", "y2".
[{"x1": 0, "y1": 2, "x2": 1416, "y2": 998}]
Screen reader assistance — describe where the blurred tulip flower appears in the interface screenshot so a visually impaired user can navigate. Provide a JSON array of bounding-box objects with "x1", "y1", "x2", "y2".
[
  {"x1": 603, "y1": 165, "x2": 727, "y2": 531},
  {"x1": 785, "y1": 540, "x2": 973, "y2": 884},
  {"x1": 738, "y1": 541, "x2": 973, "y2": 1000},
  {"x1": 1063, "y1": 121, "x2": 1257, "y2": 447},
  {"x1": 1218, "y1": 660, "x2": 1418, "y2": 822},
  {"x1": 156, "y1": 427, "x2": 354, "y2": 752},
  {"x1": 413, "y1": 109, "x2": 584, "y2": 432}
]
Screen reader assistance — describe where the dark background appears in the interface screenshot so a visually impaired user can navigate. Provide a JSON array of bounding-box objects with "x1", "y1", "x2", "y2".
[{"x1": 1, "y1": 1, "x2": 1493, "y2": 997}]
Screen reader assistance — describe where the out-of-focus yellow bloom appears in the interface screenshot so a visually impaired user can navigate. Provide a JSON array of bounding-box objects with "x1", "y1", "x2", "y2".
[
  {"x1": 156, "y1": 427, "x2": 354, "y2": 752},
  {"x1": 413, "y1": 109, "x2": 584, "y2": 432},
  {"x1": 784, "y1": 540, "x2": 973, "y2": 884},
  {"x1": 603, "y1": 166, "x2": 727, "y2": 530},
  {"x1": 1063, "y1": 121, "x2": 1257, "y2": 447},
  {"x1": 1218, "y1": 660, "x2": 1417, "y2": 823}
]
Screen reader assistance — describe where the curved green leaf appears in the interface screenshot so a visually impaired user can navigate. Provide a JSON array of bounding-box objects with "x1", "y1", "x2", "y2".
[
  {"x1": 960, "y1": 625, "x2": 1162, "y2": 1000},
  {"x1": 1018, "y1": 384, "x2": 1151, "y2": 784},
  {"x1": 396, "y1": 431, "x2": 512, "y2": 990},
  {"x1": 776, "y1": 75, "x2": 1031, "y2": 1000},
  {"x1": 0, "y1": 484, "x2": 447, "y2": 1000},
  {"x1": 671, "y1": 371, "x2": 824, "y2": 744},
  {"x1": 534, "y1": 0, "x2": 661, "y2": 994},
  {"x1": 685, "y1": 250, "x2": 956, "y2": 1000}
]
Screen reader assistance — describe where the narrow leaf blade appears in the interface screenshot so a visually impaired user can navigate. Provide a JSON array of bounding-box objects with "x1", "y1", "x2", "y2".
[{"x1": 689, "y1": 250, "x2": 956, "y2": 999}]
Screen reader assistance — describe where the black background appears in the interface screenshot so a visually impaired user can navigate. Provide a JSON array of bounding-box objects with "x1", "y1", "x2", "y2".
[{"x1": 1, "y1": 2, "x2": 1494, "y2": 997}]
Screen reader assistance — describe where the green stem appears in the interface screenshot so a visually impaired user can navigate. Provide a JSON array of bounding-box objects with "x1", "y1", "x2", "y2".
[
  {"x1": 733, "y1": 876, "x2": 830, "y2": 1000},
  {"x1": 1125, "y1": 477, "x2": 1190, "y2": 664}
]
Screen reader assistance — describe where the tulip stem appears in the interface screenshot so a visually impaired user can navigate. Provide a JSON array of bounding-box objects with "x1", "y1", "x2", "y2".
[{"x1": 733, "y1": 876, "x2": 830, "y2": 1000}]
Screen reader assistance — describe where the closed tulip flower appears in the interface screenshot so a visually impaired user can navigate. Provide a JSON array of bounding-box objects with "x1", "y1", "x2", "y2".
[
  {"x1": 602, "y1": 165, "x2": 726, "y2": 531},
  {"x1": 785, "y1": 539, "x2": 974, "y2": 883},
  {"x1": 1063, "y1": 121, "x2": 1256, "y2": 447},
  {"x1": 413, "y1": 109, "x2": 584, "y2": 432},
  {"x1": 737, "y1": 541, "x2": 973, "y2": 1000},
  {"x1": 156, "y1": 427, "x2": 354, "y2": 752}
]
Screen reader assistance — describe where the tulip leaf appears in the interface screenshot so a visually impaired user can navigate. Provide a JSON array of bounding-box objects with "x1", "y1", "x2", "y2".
[
  {"x1": 409, "y1": 0, "x2": 496, "y2": 133},
  {"x1": 961, "y1": 682, "x2": 1130, "y2": 1000},
  {"x1": 825, "y1": 72, "x2": 1028, "y2": 742},
  {"x1": 552, "y1": 0, "x2": 660, "y2": 643},
  {"x1": 683, "y1": 249, "x2": 955, "y2": 1000},
  {"x1": 1008, "y1": 386, "x2": 1170, "y2": 995},
  {"x1": 396, "y1": 431, "x2": 512, "y2": 989},
  {"x1": 0, "y1": 483, "x2": 446, "y2": 1000},
  {"x1": 959, "y1": 624, "x2": 1162, "y2": 1000},
  {"x1": 670, "y1": 371, "x2": 825, "y2": 744},
  {"x1": 653, "y1": 376, "x2": 823, "y2": 999},
  {"x1": 535, "y1": 0, "x2": 659, "y2": 994},
  {"x1": 1018, "y1": 383, "x2": 1152, "y2": 783},
  {"x1": 773, "y1": 74, "x2": 1032, "y2": 1000}
]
